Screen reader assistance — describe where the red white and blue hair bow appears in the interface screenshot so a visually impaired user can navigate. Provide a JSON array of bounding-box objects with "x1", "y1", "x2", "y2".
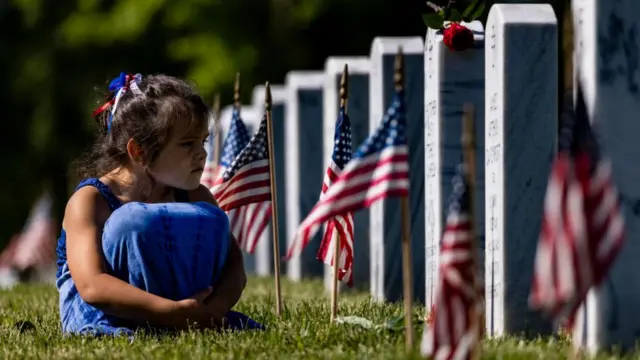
[{"x1": 92, "y1": 72, "x2": 143, "y2": 132}]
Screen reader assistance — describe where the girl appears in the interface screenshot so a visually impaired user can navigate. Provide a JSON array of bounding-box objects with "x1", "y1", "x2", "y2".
[{"x1": 56, "y1": 72, "x2": 263, "y2": 336}]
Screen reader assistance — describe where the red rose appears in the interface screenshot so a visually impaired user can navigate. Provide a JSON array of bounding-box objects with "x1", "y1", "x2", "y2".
[{"x1": 442, "y1": 22, "x2": 475, "y2": 51}]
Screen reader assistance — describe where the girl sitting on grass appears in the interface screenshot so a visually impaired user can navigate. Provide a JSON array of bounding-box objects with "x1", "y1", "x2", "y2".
[{"x1": 56, "y1": 73, "x2": 264, "y2": 337}]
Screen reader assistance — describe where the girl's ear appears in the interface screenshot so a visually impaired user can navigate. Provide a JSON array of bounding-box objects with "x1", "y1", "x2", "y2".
[{"x1": 126, "y1": 139, "x2": 145, "y2": 166}]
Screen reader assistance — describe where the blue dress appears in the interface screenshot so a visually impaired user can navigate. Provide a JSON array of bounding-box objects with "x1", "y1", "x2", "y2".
[{"x1": 56, "y1": 178, "x2": 264, "y2": 337}]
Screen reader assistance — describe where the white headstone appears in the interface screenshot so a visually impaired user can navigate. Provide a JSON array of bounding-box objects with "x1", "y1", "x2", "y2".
[
  {"x1": 322, "y1": 57, "x2": 372, "y2": 292},
  {"x1": 218, "y1": 105, "x2": 263, "y2": 275},
  {"x1": 484, "y1": 4, "x2": 557, "y2": 338},
  {"x1": 369, "y1": 37, "x2": 425, "y2": 302},
  {"x1": 250, "y1": 85, "x2": 288, "y2": 277},
  {"x1": 572, "y1": 0, "x2": 640, "y2": 354},
  {"x1": 424, "y1": 21, "x2": 485, "y2": 309},
  {"x1": 285, "y1": 71, "x2": 326, "y2": 281}
]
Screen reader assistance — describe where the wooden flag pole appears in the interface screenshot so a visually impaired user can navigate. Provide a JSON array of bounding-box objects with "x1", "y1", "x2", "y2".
[
  {"x1": 265, "y1": 82, "x2": 283, "y2": 316},
  {"x1": 234, "y1": 72, "x2": 241, "y2": 114},
  {"x1": 211, "y1": 93, "x2": 222, "y2": 167},
  {"x1": 331, "y1": 64, "x2": 349, "y2": 323},
  {"x1": 461, "y1": 103, "x2": 482, "y2": 360},
  {"x1": 396, "y1": 47, "x2": 414, "y2": 350}
]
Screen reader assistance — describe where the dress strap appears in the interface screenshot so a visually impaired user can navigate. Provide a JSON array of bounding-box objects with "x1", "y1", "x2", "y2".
[{"x1": 75, "y1": 178, "x2": 123, "y2": 212}]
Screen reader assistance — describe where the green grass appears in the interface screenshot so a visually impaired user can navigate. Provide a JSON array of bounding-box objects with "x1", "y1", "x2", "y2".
[{"x1": 0, "y1": 276, "x2": 632, "y2": 359}]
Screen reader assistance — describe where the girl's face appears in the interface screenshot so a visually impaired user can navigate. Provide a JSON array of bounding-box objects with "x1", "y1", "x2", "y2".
[{"x1": 148, "y1": 119, "x2": 209, "y2": 191}]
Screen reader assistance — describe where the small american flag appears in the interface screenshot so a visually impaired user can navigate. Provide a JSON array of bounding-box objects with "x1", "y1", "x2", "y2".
[
  {"x1": 211, "y1": 110, "x2": 272, "y2": 253},
  {"x1": 529, "y1": 83, "x2": 625, "y2": 325},
  {"x1": 213, "y1": 108, "x2": 251, "y2": 187},
  {"x1": 421, "y1": 164, "x2": 482, "y2": 360},
  {"x1": 0, "y1": 193, "x2": 56, "y2": 272},
  {"x1": 289, "y1": 89, "x2": 409, "y2": 261},
  {"x1": 287, "y1": 106, "x2": 355, "y2": 285}
]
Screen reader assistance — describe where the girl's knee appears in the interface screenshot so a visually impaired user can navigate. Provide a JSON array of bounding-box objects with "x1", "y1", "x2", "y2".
[
  {"x1": 100, "y1": 201, "x2": 232, "y2": 294},
  {"x1": 102, "y1": 203, "x2": 156, "y2": 252}
]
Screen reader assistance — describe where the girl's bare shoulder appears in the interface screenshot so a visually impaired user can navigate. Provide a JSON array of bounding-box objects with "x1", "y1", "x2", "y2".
[{"x1": 63, "y1": 186, "x2": 113, "y2": 229}]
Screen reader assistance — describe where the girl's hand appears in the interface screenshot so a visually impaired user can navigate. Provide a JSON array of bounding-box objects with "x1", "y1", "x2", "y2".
[{"x1": 172, "y1": 287, "x2": 221, "y2": 329}]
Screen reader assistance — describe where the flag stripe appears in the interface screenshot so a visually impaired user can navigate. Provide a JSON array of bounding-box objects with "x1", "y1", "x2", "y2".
[{"x1": 292, "y1": 146, "x2": 409, "y2": 247}]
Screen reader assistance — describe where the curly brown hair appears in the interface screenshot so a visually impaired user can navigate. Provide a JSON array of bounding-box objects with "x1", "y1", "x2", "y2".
[{"x1": 74, "y1": 74, "x2": 211, "y2": 180}]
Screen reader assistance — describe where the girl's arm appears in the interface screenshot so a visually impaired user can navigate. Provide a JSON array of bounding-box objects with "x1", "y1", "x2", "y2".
[
  {"x1": 190, "y1": 185, "x2": 248, "y2": 316},
  {"x1": 205, "y1": 237, "x2": 247, "y2": 317},
  {"x1": 65, "y1": 187, "x2": 216, "y2": 329}
]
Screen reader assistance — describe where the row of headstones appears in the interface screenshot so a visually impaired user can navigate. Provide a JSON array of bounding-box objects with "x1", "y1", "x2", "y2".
[{"x1": 215, "y1": 1, "x2": 640, "y2": 353}]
